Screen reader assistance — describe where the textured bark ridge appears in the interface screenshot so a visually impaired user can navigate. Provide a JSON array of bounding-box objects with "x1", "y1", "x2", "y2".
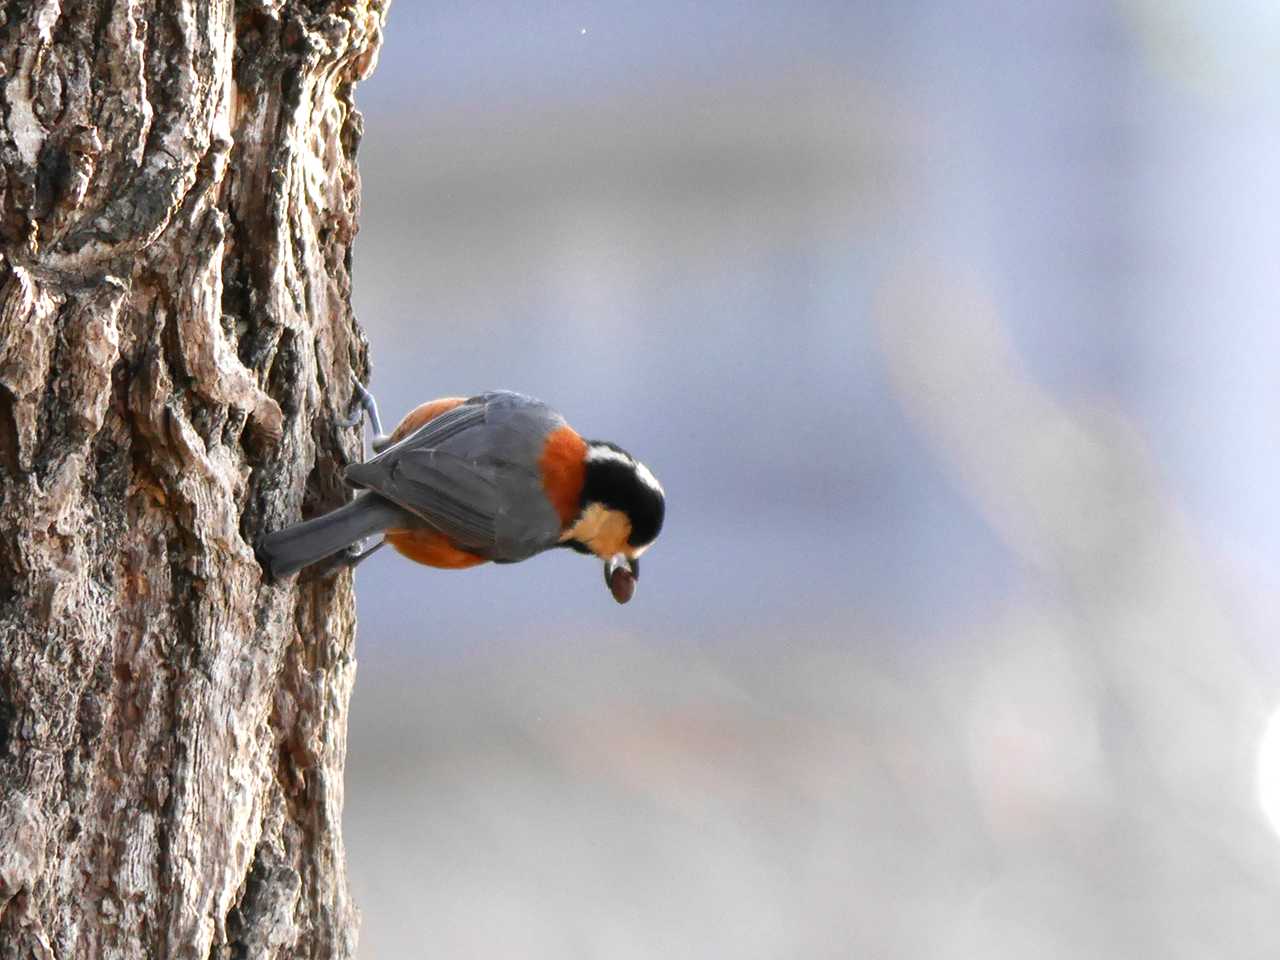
[{"x1": 0, "y1": 2, "x2": 388, "y2": 957}]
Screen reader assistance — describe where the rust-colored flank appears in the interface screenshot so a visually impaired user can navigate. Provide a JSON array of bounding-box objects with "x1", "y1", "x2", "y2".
[
  {"x1": 384, "y1": 528, "x2": 488, "y2": 569},
  {"x1": 538, "y1": 425, "x2": 588, "y2": 526},
  {"x1": 381, "y1": 396, "x2": 487, "y2": 568},
  {"x1": 387, "y1": 396, "x2": 468, "y2": 445}
]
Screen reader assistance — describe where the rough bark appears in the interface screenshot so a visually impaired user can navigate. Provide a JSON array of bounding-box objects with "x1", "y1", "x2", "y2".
[{"x1": 0, "y1": 2, "x2": 387, "y2": 957}]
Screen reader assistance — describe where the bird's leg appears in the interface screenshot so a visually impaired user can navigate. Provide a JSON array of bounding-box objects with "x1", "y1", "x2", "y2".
[
  {"x1": 338, "y1": 374, "x2": 384, "y2": 434},
  {"x1": 339, "y1": 374, "x2": 391, "y2": 457},
  {"x1": 340, "y1": 536, "x2": 387, "y2": 571}
]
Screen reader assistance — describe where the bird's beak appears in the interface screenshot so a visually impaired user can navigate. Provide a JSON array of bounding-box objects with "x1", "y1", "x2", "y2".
[{"x1": 604, "y1": 553, "x2": 635, "y2": 604}]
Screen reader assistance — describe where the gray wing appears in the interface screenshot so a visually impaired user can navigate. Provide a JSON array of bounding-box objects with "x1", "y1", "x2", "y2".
[
  {"x1": 344, "y1": 392, "x2": 566, "y2": 560},
  {"x1": 374, "y1": 398, "x2": 488, "y2": 457},
  {"x1": 353, "y1": 449, "x2": 499, "y2": 551}
]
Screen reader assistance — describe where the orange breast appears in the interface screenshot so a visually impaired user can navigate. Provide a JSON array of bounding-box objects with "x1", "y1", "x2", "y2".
[
  {"x1": 385, "y1": 528, "x2": 489, "y2": 569},
  {"x1": 388, "y1": 396, "x2": 469, "y2": 445},
  {"x1": 538, "y1": 425, "x2": 587, "y2": 526}
]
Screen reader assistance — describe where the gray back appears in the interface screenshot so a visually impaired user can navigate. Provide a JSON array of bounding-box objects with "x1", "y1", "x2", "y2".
[{"x1": 345, "y1": 391, "x2": 569, "y2": 562}]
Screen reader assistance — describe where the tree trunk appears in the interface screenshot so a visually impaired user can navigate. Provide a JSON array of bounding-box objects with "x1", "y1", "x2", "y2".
[{"x1": 0, "y1": 2, "x2": 387, "y2": 956}]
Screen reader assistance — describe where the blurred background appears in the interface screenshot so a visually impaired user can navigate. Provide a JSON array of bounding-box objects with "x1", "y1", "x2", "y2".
[{"x1": 343, "y1": 2, "x2": 1280, "y2": 956}]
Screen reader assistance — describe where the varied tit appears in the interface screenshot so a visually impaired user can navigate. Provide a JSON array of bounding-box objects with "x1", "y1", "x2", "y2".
[{"x1": 257, "y1": 384, "x2": 665, "y2": 603}]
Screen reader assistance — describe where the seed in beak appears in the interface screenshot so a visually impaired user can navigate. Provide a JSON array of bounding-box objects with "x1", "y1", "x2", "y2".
[{"x1": 604, "y1": 554, "x2": 635, "y2": 604}]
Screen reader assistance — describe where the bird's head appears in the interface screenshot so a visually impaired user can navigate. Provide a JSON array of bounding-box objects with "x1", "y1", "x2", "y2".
[{"x1": 560, "y1": 442, "x2": 665, "y2": 603}]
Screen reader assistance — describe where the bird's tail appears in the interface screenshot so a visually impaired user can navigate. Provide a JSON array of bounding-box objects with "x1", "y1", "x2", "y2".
[{"x1": 258, "y1": 494, "x2": 408, "y2": 579}]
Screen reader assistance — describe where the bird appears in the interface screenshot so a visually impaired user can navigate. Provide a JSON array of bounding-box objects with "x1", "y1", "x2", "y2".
[{"x1": 257, "y1": 382, "x2": 665, "y2": 603}]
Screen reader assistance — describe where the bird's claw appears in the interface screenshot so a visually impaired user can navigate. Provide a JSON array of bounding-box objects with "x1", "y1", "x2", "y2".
[
  {"x1": 341, "y1": 374, "x2": 391, "y2": 458},
  {"x1": 340, "y1": 536, "x2": 386, "y2": 571},
  {"x1": 341, "y1": 374, "x2": 385, "y2": 434}
]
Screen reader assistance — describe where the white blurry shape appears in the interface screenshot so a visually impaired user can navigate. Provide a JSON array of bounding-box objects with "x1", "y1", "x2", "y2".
[
  {"x1": 875, "y1": 267, "x2": 1119, "y2": 570},
  {"x1": 1257, "y1": 704, "x2": 1280, "y2": 837},
  {"x1": 964, "y1": 610, "x2": 1110, "y2": 837},
  {"x1": 1123, "y1": 0, "x2": 1280, "y2": 104},
  {"x1": 877, "y1": 262, "x2": 1275, "y2": 875}
]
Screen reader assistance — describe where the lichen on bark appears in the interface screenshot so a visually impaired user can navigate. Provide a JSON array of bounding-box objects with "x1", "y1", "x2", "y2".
[{"x1": 0, "y1": 2, "x2": 389, "y2": 957}]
